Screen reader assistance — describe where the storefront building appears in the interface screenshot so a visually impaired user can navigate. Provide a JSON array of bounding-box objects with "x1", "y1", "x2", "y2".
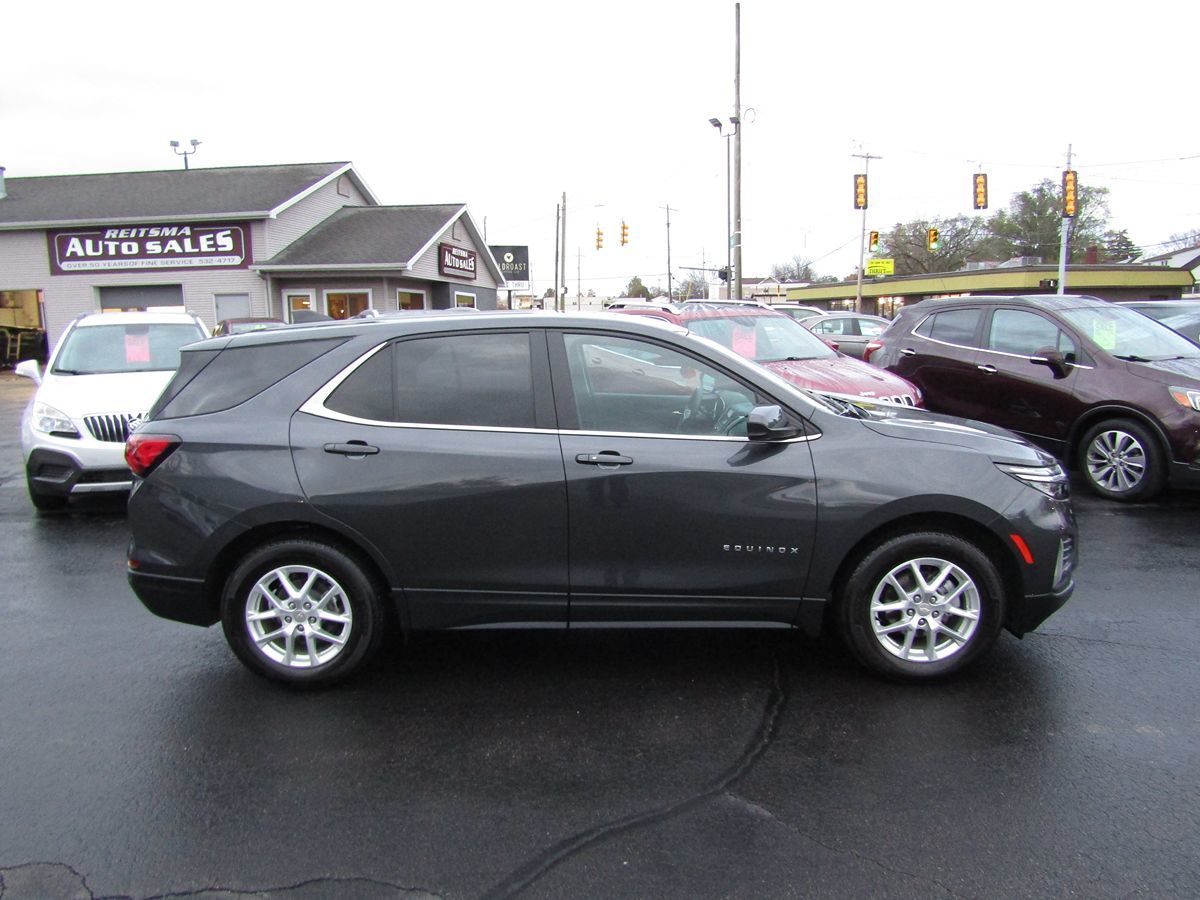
[{"x1": 0, "y1": 162, "x2": 501, "y2": 351}]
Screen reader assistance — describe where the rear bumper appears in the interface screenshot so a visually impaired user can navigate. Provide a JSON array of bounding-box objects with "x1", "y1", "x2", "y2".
[{"x1": 128, "y1": 568, "x2": 216, "y2": 627}]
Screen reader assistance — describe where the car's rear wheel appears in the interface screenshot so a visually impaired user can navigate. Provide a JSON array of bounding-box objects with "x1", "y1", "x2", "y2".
[
  {"x1": 220, "y1": 539, "x2": 385, "y2": 687},
  {"x1": 1079, "y1": 418, "x2": 1164, "y2": 502},
  {"x1": 26, "y1": 473, "x2": 67, "y2": 513},
  {"x1": 838, "y1": 531, "x2": 1005, "y2": 680}
]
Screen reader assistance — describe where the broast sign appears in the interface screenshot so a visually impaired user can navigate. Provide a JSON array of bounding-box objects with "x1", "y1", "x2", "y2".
[{"x1": 48, "y1": 223, "x2": 250, "y2": 274}]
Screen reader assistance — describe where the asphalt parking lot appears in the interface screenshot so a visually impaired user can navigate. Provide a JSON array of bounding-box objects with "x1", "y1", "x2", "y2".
[{"x1": 1, "y1": 370, "x2": 1197, "y2": 899}]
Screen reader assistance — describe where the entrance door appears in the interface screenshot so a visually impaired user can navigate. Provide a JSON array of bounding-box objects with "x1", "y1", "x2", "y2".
[{"x1": 551, "y1": 330, "x2": 816, "y2": 624}]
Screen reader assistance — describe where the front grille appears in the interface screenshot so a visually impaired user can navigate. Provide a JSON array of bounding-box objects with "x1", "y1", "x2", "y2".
[
  {"x1": 885, "y1": 395, "x2": 917, "y2": 406},
  {"x1": 83, "y1": 413, "x2": 135, "y2": 443}
]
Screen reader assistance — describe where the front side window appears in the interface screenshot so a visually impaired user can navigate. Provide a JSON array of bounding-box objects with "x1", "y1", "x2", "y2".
[
  {"x1": 325, "y1": 332, "x2": 535, "y2": 428},
  {"x1": 987, "y1": 309, "x2": 1077, "y2": 358},
  {"x1": 53, "y1": 322, "x2": 204, "y2": 375},
  {"x1": 563, "y1": 333, "x2": 756, "y2": 436}
]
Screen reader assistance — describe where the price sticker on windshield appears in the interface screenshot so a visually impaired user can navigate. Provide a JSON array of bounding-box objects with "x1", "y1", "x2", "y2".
[
  {"x1": 1092, "y1": 320, "x2": 1117, "y2": 350},
  {"x1": 125, "y1": 333, "x2": 151, "y2": 363}
]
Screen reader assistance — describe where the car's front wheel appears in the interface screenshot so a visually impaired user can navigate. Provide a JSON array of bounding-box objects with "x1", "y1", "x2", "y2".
[
  {"x1": 221, "y1": 539, "x2": 386, "y2": 687},
  {"x1": 838, "y1": 531, "x2": 1005, "y2": 680},
  {"x1": 1079, "y1": 418, "x2": 1165, "y2": 502}
]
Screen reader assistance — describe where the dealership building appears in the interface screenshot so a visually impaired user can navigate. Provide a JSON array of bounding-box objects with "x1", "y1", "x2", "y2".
[{"x1": 0, "y1": 161, "x2": 503, "y2": 347}]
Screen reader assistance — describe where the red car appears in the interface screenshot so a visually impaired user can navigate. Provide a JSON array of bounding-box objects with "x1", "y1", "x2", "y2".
[{"x1": 609, "y1": 303, "x2": 921, "y2": 406}]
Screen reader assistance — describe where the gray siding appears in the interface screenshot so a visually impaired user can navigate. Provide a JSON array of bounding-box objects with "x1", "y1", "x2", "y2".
[
  {"x1": 409, "y1": 217, "x2": 499, "y2": 290},
  {"x1": 266, "y1": 174, "x2": 370, "y2": 258}
]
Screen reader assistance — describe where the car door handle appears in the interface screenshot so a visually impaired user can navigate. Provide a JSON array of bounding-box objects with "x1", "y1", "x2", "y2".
[
  {"x1": 976, "y1": 364, "x2": 998, "y2": 374},
  {"x1": 900, "y1": 348, "x2": 917, "y2": 356},
  {"x1": 324, "y1": 441, "x2": 380, "y2": 456},
  {"x1": 576, "y1": 452, "x2": 634, "y2": 467}
]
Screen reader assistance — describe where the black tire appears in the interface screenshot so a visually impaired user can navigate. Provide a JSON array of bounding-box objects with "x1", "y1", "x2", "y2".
[
  {"x1": 220, "y1": 539, "x2": 386, "y2": 687},
  {"x1": 1078, "y1": 418, "x2": 1165, "y2": 502},
  {"x1": 26, "y1": 474, "x2": 67, "y2": 513},
  {"x1": 837, "y1": 531, "x2": 1005, "y2": 681}
]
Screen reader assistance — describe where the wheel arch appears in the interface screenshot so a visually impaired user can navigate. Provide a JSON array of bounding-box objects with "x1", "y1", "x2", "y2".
[
  {"x1": 1064, "y1": 404, "x2": 1170, "y2": 471},
  {"x1": 821, "y1": 511, "x2": 1023, "y2": 634},
  {"x1": 202, "y1": 521, "x2": 399, "y2": 629}
]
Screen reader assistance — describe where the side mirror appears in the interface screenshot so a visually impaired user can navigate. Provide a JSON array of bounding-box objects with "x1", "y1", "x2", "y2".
[
  {"x1": 747, "y1": 405, "x2": 800, "y2": 441},
  {"x1": 15, "y1": 359, "x2": 42, "y2": 386},
  {"x1": 1030, "y1": 348, "x2": 1070, "y2": 378}
]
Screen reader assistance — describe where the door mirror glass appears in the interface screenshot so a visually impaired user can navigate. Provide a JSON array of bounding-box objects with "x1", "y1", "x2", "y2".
[{"x1": 1031, "y1": 347, "x2": 1070, "y2": 378}]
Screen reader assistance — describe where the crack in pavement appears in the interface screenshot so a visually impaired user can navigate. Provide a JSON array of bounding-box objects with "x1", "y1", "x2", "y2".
[
  {"x1": 0, "y1": 862, "x2": 444, "y2": 899},
  {"x1": 480, "y1": 655, "x2": 789, "y2": 900},
  {"x1": 721, "y1": 792, "x2": 965, "y2": 899},
  {"x1": 1029, "y1": 630, "x2": 1196, "y2": 657}
]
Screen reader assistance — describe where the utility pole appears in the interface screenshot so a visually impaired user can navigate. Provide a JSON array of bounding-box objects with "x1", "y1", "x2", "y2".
[
  {"x1": 852, "y1": 146, "x2": 881, "y2": 313},
  {"x1": 553, "y1": 203, "x2": 560, "y2": 311},
  {"x1": 732, "y1": 2, "x2": 743, "y2": 303},
  {"x1": 577, "y1": 248, "x2": 581, "y2": 310},
  {"x1": 560, "y1": 191, "x2": 568, "y2": 312},
  {"x1": 663, "y1": 204, "x2": 676, "y2": 303},
  {"x1": 1057, "y1": 144, "x2": 1073, "y2": 296}
]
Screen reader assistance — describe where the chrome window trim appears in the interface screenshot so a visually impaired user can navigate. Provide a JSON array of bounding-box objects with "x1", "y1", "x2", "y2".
[
  {"x1": 975, "y1": 345, "x2": 1094, "y2": 370},
  {"x1": 300, "y1": 340, "x2": 816, "y2": 443}
]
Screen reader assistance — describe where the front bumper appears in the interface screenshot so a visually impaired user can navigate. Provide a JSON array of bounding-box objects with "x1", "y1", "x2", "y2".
[
  {"x1": 1009, "y1": 577, "x2": 1075, "y2": 636},
  {"x1": 26, "y1": 447, "x2": 133, "y2": 497}
]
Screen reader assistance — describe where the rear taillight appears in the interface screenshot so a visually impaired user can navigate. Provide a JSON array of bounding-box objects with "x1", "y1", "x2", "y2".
[
  {"x1": 863, "y1": 340, "x2": 883, "y2": 364},
  {"x1": 125, "y1": 434, "x2": 181, "y2": 478}
]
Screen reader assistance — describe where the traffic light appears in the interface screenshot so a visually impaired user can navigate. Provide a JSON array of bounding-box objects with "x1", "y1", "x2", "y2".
[
  {"x1": 1062, "y1": 170, "x2": 1078, "y2": 218},
  {"x1": 620, "y1": 220, "x2": 629, "y2": 246},
  {"x1": 927, "y1": 227, "x2": 940, "y2": 252},
  {"x1": 868, "y1": 230, "x2": 879, "y2": 253},
  {"x1": 973, "y1": 173, "x2": 988, "y2": 210},
  {"x1": 718, "y1": 266, "x2": 730, "y2": 282},
  {"x1": 596, "y1": 227, "x2": 603, "y2": 250},
  {"x1": 853, "y1": 173, "x2": 868, "y2": 210}
]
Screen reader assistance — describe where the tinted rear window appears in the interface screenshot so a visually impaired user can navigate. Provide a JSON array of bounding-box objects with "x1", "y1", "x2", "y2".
[
  {"x1": 153, "y1": 338, "x2": 345, "y2": 419},
  {"x1": 915, "y1": 308, "x2": 982, "y2": 347},
  {"x1": 325, "y1": 333, "x2": 536, "y2": 428}
]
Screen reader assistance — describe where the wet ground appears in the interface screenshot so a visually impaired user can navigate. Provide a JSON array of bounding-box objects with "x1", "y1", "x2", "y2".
[{"x1": 0, "y1": 371, "x2": 1197, "y2": 899}]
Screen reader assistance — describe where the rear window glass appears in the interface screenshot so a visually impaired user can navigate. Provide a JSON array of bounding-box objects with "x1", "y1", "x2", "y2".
[
  {"x1": 915, "y1": 309, "x2": 982, "y2": 347},
  {"x1": 325, "y1": 333, "x2": 535, "y2": 428},
  {"x1": 154, "y1": 338, "x2": 345, "y2": 419},
  {"x1": 53, "y1": 323, "x2": 204, "y2": 375}
]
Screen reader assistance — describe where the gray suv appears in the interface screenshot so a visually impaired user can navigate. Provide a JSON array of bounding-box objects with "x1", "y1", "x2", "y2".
[{"x1": 126, "y1": 312, "x2": 1076, "y2": 685}]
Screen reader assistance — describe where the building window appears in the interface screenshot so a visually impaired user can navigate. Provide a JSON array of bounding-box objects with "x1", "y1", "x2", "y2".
[
  {"x1": 325, "y1": 291, "x2": 371, "y2": 320},
  {"x1": 454, "y1": 292, "x2": 476, "y2": 309},
  {"x1": 286, "y1": 291, "x2": 316, "y2": 318},
  {"x1": 398, "y1": 290, "x2": 428, "y2": 311}
]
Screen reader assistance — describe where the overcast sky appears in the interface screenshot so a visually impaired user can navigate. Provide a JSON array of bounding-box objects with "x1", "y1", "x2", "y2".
[{"x1": 4, "y1": 0, "x2": 1197, "y2": 298}]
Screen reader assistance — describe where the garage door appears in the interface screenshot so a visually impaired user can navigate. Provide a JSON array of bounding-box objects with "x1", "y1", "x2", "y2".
[{"x1": 98, "y1": 285, "x2": 184, "y2": 311}]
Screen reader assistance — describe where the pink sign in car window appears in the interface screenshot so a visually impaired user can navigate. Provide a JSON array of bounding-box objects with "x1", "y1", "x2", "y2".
[
  {"x1": 125, "y1": 333, "x2": 151, "y2": 364},
  {"x1": 731, "y1": 325, "x2": 757, "y2": 357}
]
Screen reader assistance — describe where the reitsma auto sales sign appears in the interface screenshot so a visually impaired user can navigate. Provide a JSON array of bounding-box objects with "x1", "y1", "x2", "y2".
[
  {"x1": 47, "y1": 222, "x2": 251, "y2": 274},
  {"x1": 489, "y1": 245, "x2": 530, "y2": 291}
]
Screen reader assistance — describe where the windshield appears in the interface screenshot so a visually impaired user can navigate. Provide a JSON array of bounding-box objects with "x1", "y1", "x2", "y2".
[
  {"x1": 53, "y1": 323, "x2": 204, "y2": 375},
  {"x1": 685, "y1": 313, "x2": 836, "y2": 363},
  {"x1": 1058, "y1": 306, "x2": 1200, "y2": 361}
]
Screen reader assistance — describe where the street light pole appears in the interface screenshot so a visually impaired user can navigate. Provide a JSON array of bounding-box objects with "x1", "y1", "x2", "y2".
[
  {"x1": 1057, "y1": 144, "x2": 1073, "y2": 296},
  {"x1": 732, "y1": 2, "x2": 743, "y2": 303}
]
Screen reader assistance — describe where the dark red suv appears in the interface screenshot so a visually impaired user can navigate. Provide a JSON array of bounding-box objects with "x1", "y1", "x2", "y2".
[{"x1": 868, "y1": 294, "x2": 1200, "y2": 501}]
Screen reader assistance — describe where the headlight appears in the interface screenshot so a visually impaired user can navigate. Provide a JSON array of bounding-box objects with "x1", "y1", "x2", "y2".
[
  {"x1": 1168, "y1": 386, "x2": 1200, "y2": 411},
  {"x1": 31, "y1": 402, "x2": 81, "y2": 438},
  {"x1": 996, "y1": 462, "x2": 1069, "y2": 500}
]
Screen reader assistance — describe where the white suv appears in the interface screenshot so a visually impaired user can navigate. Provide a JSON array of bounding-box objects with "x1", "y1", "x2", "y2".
[{"x1": 16, "y1": 311, "x2": 209, "y2": 511}]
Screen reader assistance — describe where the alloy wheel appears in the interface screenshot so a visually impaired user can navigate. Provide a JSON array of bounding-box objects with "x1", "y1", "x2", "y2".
[
  {"x1": 244, "y1": 565, "x2": 354, "y2": 668},
  {"x1": 868, "y1": 556, "x2": 982, "y2": 663},
  {"x1": 1085, "y1": 428, "x2": 1146, "y2": 494}
]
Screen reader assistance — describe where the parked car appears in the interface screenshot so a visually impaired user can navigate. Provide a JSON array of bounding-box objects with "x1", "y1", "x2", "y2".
[
  {"x1": 769, "y1": 303, "x2": 827, "y2": 321},
  {"x1": 799, "y1": 313, "x2": 890, "y2": 359},
  {"x1": 16, "y1": 311, "x2": 209, "y2": 511},
  {"x1": 1116, "y1": 300, "x2": 1200, "y2": 343},
  {"x1": 612, "y1": 303, "x2": 921, "y2": 406},
  {"x1": 867, "y1": 294, "x2": 1200, "y2": 501},
  {"x1": 212, "y1": 317, "x2": 285, "y2": 336},
  {"x1": 126, "y1": 311, "x2": 1075, "y2": 686}
]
